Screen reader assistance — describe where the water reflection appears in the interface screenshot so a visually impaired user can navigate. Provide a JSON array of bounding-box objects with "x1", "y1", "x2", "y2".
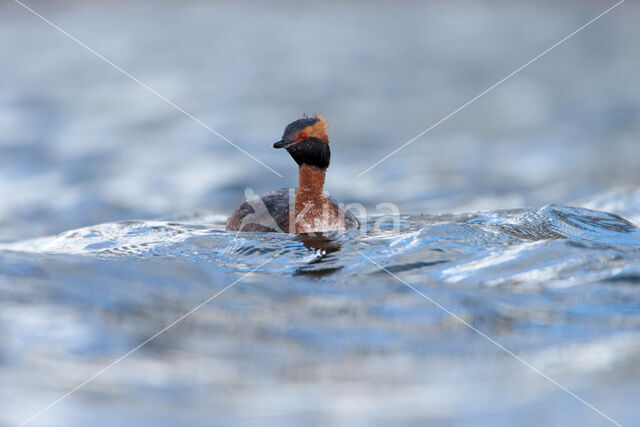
[
  {"x1": 1, "y1": 202, "x2": 640, "y2": 426},
  {"x1": 294, "y1": 232, "x2": 344, "y2": 278}
]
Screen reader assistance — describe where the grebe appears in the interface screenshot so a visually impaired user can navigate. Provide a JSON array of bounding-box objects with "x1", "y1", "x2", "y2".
[{"x1": 226, "y1": 114, "x2": 359, "y2": 233}]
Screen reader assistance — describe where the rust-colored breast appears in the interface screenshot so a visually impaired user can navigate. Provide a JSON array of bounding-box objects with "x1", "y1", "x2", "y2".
[{"x1": 226, "y1": 188, "x2": 359, "y2": 233}]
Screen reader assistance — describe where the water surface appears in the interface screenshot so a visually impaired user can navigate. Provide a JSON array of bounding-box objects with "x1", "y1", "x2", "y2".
[
  {"x1": 1, "y1": 0, "x2": 640, "y2": 425},
  {"x1": 2, "y1": 200, "x2": 640, "y2": 426}
]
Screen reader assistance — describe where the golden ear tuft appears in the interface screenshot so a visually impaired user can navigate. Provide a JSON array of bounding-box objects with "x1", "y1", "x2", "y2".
[
  {"x1": 299, "y1": 113, "x2": 308, "y2": 119},
  {"x1": 299, "y1": 113, "x2": 328, "y2": 144},
  {"x1": 314, "y1": 113, "x2": 329, "y2": 129}
]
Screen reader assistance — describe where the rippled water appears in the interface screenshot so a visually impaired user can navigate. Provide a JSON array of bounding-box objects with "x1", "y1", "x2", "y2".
[
  {"x1": 5, "y1": 203, "x2": 640, "y2": 283},
  {"x1": 2, "y1": 0, "x2": 640, "y2": 425},
  {"x1": 2, "y1": 199, "x2": 640, "y2": 426}
]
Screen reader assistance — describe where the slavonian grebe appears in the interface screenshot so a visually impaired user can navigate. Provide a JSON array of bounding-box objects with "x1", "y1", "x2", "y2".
[{"x1": 226, "y1": 114, "x2": 359, "y2": 233}]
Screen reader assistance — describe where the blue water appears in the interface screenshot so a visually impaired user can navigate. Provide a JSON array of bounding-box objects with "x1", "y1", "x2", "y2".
[
  {"x1": 2, "y1": 203, "x2": 640, "y2": 426},
  {"x1": 1, "y1": 0, "x2": 640, "y2": 426}
]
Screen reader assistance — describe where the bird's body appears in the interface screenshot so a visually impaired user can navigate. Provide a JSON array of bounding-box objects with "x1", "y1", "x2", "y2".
[
  {"x1": 226, "y1": 114, "x2": 359, "y2": 233},
  {"x1": 226, "y1": 186, "x2": 359, "y2": 233}
]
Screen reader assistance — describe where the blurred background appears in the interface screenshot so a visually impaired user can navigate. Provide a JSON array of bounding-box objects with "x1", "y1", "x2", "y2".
[
  {"x1": 1, "y1": 0, "x2": 638, "y2": 242},
  {"x1": 1, "y1": 0, "x2": 639, "y2": 426}
]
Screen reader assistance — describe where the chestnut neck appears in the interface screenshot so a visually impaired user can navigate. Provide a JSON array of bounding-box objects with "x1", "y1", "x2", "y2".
[
  {"x1": 292, "y1": 164, "x2": 332, "y2": 233},
  {"x1": 297, "y1": 164, "x2": 326, "y2": 200}
]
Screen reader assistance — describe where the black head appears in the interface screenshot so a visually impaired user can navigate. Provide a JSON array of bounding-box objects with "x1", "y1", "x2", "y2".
[{"x1": 273, "y1": 114, "x2": 331, "y2": 170}]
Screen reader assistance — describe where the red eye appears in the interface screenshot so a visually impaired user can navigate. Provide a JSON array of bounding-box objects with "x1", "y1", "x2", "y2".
[{"x1": 299, "y1": 132, "x2": 307, "y2": 140}]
